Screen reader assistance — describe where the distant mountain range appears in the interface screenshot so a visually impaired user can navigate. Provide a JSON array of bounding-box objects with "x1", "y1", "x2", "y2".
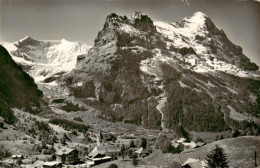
[
  {"x1": 1, "y1": 12, "x2": 259, "y2": 134},
  {"x1": 1, "y1": 36, "x2": 90, "y2": 83}
]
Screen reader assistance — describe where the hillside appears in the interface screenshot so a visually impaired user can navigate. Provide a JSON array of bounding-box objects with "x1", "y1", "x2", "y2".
[
  {"x1": 0, "y1": 45, "x2": 48, "y2": 124},
  {"x1": 143, "y1": 136, "x2": 260, "y2": 168}
]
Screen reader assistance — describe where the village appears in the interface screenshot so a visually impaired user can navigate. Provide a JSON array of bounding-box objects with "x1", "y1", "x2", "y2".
[{"x1": 0, "y1": 112, "x2": 209, "y2": 168}]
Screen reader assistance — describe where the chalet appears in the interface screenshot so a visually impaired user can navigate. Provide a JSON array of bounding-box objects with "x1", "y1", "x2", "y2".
[
  {"x1": 183, "y1": 141, "x2": 197, "y2": 149},
  {"x1": 171, "y1": 140, "x2": 180, "y2": 148},
  {"x1": 42, "y1": 161, "x2": 62, "y2": 168},
  {"x1": 196, "y1": 142, "x2": 206, "y2": 148},
  {"x1": 56, "y1": 147, "x2": 79, "y2": 164},
  {"x1": 88, "y1": 145, "x2": 120, "y2": 159},
  {"x1": 89, "y1": 156, "x2": 112, "y2": 165},
  {"x1": 173, "y1": 138, "x2": 205, "y2": 149},
  {"x1": 177, "y1": 138, "x2": 186, "y2": 143},
  {"x1": 182, "y1": 158, "x2": 207, "y2": 168},
  {"x1": 135, "y1": 147, "x2": 150, "y2": 157},
  {"x1": 11, "y1": 155, "x2": 23, "y2": 159}
]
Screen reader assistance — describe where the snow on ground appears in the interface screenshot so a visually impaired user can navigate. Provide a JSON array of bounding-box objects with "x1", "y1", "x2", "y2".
[
  {"x1": 225, "y1": 86, "x2": 238, "y2": 95},
  {"x1": 207, "y1": 81, "x2": 216, "y2": 88},
  {"x1": 120, "y1": 24, "x2": 141, "y2": 35},
  {"x1": 154, "y1": 14, "x2": 259, "y2": 79},
  {"x1": 227, "y1": 105, "x2": 258, "y2": 122},
  {"x1": 140, "y1": 48, "x2": 177, "y2": 77},
  {"x1": 48, "y1": 123, "x2": 69, "y2": 133},
  {"x1": 12, "y1": 108, "x2": 48, "y2": 122},
  {"x1": 178, "y1": 80, "x2": 189, "y2": 88},
  {"x1": 249, "y1": 93, "x2": 257, "y2": 102},
  {"x1": 1, "y1": 38, "x2": 91, "y2": 83}
]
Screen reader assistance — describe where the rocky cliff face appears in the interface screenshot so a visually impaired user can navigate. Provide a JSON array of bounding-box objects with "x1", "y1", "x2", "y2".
[
  {"x1": 0, "y1": 45, "x2": 48, "y2": 124},
  {"x1": 63, "y1": 12, "x2": 260, "y2": 131}
]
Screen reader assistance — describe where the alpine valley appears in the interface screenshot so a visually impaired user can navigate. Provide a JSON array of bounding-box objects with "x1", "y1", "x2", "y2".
[{"x1": 0, "y1": 12, "x2": 260, "y2": 168}]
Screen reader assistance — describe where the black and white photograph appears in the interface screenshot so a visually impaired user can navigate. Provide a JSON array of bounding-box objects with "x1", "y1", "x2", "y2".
[{"x1": 0, "y1": 0, "x2": 260, "y2": 167}]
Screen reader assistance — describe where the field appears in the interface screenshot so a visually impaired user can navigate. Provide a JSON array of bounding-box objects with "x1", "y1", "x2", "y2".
[{"x1": 142, "y1": 136, "x2": 260, "y2": 168}]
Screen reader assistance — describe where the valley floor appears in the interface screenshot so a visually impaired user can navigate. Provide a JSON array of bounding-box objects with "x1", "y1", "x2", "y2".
[{"x1": 0, "y1": 109, "x2": 259, "y2": 168}]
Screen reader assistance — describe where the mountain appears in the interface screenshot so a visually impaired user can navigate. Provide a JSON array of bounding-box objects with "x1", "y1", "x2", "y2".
[
  {"x1": 1, "y1": 12, "x2": 259, "y2": 134},
  {"x1": 1, "y1": 36, "x2": 91, "y2": 83},
  {"x1": 0, "y1": 45, "x2": 48, "y2": 124},
  {"x1": 63, "y1": 12, "x2": 260, "y2": 133}
]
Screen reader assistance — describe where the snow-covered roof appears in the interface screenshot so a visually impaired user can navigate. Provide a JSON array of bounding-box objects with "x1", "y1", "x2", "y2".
[
  {"x1": 135, "y1": 147, "x2": 143, "y2": 154},
  {"x1": 42, "y1": 161, "x2": 62, "y2": 166},
  {"x1": 89, "y1": 145, "x2": 120, "y2": 157},
  {"x1": 102, "y1": 156, "x2": 112, "y2": 160},
  {"x1": 11, "y1": 155, "x2": 22, "y2": 158},
  {"x1": 176, "y1": 138, "x2": 186, "y2": 143},
  {"x1": 183, "y1": 141, "x2": 197, "y2": 148},
  {"x1": 56, "y1": 147, "x2": 75, "y2": 155},
  {"x1": 196, "y1": 142, "x2": 206, "y2": 147},
  {"x1": 86, "y1": 161, "x2": 95, "y2": 166},
  {"x1": 182, "y1": 158, "x2": 201, "y2": 167},
  {"x1": 92, "y1": 158, "x2": 102, "y2": 161},
  {"x1": 182, "y1": 158, "x2": 208, "y2": 168},
  {"x1": 171, "y1": 140, "x2": 180, "y2": 148}
]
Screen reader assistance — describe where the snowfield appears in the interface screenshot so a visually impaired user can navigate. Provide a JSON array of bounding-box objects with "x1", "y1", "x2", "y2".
[{"x1": 1, "y1": 37, "x2": 91, "y2": 83}]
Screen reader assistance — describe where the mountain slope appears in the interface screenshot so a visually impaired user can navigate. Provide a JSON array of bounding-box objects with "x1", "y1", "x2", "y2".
[
  {"x1": 0, "y1": 45, "x2": 48, "y2": 124},
  {"x1": 63, "y1": 12, "x2": 259, "y2": 132},
  {"x1": 143, "y1": 136, "x2": 260, "y2": 168}
]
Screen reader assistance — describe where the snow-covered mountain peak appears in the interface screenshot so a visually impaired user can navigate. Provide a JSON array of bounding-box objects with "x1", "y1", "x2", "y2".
[
  {"x1": 1, "y1": 37, "x2": 91, "y2": 83},
  {"x1": 18, "y1": 36, "x2": 35, "y2": 42},
  {"x1": 154, "y1": 11, "x2": 258, "y2": 75},
  {"x1": 131, "y1": 11, "x2": 146, "y2": 20},
  {"x1": 190, "y1": 11, "x2": 207, "y2": 20}
]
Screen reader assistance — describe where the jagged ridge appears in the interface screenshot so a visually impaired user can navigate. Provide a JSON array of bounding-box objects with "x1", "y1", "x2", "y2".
[{"x1": 63, "y1": 12, "x2": 259, "y2": 133}]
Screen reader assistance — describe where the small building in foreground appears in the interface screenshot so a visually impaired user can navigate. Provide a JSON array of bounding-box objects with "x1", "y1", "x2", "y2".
[{"x1": 182, "y1": 158, "x2": 207, "y2": 168}]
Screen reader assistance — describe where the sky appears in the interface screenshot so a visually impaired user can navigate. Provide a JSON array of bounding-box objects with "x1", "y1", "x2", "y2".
[{"x1": 0, "y1": 0, "x2": 259, "y2": 66}]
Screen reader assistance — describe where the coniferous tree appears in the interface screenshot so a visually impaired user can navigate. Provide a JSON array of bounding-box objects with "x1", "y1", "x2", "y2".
[
  {"x1": 206, "y1": 145, "x2": 229, "y2": 168},
  {"x1": 140, "y1": 138, "x2": 147, "y2": 149},
  {"x1": 120, "y1": 145, "x2": 126, "y2": 161}
]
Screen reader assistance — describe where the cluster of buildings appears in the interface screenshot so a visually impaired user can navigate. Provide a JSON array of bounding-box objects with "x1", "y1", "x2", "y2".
[
  {"x1": 0, "y1": 131, "x2": 121, "y2": 168},
  {"x1": 171, "y1": 138, "x2": 205, "y2": 150}
]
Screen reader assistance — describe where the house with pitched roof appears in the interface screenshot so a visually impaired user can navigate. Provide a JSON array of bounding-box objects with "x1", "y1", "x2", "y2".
[
  {"x1": 88, "y1": 145, "x2": 120, "y2": 159},
  {"x1": 56, "y1": 147, "x2": 79, "y2": 164},
  {"x1": 182, "y1": 158, "x2": 207, "y2": 168}
]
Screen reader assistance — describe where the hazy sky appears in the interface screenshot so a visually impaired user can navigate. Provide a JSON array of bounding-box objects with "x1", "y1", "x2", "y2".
[{"x1": 0, "y1": 0, "x2": 259, "y2": 66}]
